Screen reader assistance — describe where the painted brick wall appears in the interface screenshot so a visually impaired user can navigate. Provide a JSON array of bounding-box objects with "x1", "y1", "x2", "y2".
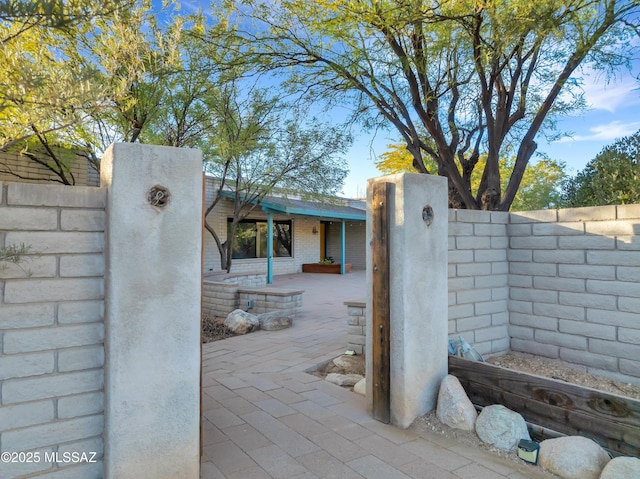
[
  {"x1": 0, "y1": 148, "x2": 99, "y2": 187},
  {"x1": 326, "y1": 221, "x2": 366, "y2": 270},
  {"x1": 0, "y1": 182, "x2": 106, "y2": 478},
  {"x1": 509, "y1": 205, "x2": 640, "y2": 384},
  {"x1": 203, "y1": 179, "x2": 322, "y2": 275},
  {"x1": 448, "y1": 209, "x2": 510, "y2": 356}
]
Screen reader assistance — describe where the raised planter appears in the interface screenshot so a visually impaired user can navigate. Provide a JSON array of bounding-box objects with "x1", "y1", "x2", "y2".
[
  {"x1": 448, "y1": 355, "x2": 640, "y2": 457},
  {"x1": 302, "y1": 263, "x2": 352, "y2": 274}
]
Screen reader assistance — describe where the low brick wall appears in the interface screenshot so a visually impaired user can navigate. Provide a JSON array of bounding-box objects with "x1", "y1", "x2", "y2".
[
  {"x1": 344, "y1": 299, "x2": 365, "y2": 355},
  {"x1": 202, "y1": 273, "x2": 302, "y2": 318},
  {"x1": 238, "y1": 288, "x2": 303, "y2": 316},
  {"x1": 202, "y1": 281, "x2": 241, "y2": 317}
]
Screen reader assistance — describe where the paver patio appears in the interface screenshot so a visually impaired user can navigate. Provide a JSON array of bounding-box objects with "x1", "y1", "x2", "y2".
[{"x1": 200, "y1": 270, "x2": 553, "y2": 478}]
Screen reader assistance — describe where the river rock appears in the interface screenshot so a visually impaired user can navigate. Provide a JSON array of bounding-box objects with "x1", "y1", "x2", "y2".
[
  {"x1": 599, "y1": 456, "x2": 640, "y2": 479},
  {"x1": 326, "y1": 373, "x2": 363, "y2": 387},
  {"x1": 436, "y1": 375, "x2": 477, "y2": 431},
  {"x1": 224, "y1": 309, "x2": 259, "y2": 335},
  {"x1": 538, "y1": 436, "x2": 609, "y2": 479},
  {"x1": 257, "y1": 311, "x2": 292, "y2": 331},
  {"x1": 353, "y1": 378, "x2": 366, "y2": 395},
  {"x1": 332, "y1": 355, "x2": 363, "y2": 373},
  {"x1": 475, "y1": 404, "x2": 530, "y2": 451}
]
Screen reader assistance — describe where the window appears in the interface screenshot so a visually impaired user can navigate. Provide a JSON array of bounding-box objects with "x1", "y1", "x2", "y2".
[{"x1": 228, "y1": 219, "x2": 292, "y2": 259}]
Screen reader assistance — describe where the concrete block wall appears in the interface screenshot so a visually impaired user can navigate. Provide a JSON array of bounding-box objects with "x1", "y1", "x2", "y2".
[
  {"x1": 238, "y1": 289, "x2": 303, "y2": 316},
  {"x1": 0, "y1": 181, "x2": 106, "y2": 478},
  {"x1": 509, "y1": 205, "x2": 640, "y2": 384},
  {"x1": 344, "y1": 300, "x2": 366, "y2": 355},
  {"x1": 0, "y1": 148, "x2": 98, "y2": 187},
  {"x1": 326, "y1": 221, "x2": 366, "y2": 270},
  {"x1": 202, "y1": 281, "x2": 240, "y2": 317},
  {"x1": 448, "y1": 209, "x2": 510, "y2": 356}
]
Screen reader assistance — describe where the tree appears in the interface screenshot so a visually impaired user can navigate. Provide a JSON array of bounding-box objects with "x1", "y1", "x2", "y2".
[
  {"x1": 0, "y1": 0, "x2": 139, "y2": 183},
  {"x1": 225, "y1": 0, "x2": 639, "y2": 210},
  {"x1": 203, "y1": 82, "x2": 351, "y2": 272},
  {"x1": 377, "y1": 143, "x2": 566, "y2": 210},
  {"x1": 562, "y1": 130, "x2": 640, "y2": 207}
]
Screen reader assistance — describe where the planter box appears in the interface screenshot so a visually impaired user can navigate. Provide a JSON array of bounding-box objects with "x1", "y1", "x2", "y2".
[
  {"x1": 448, "y1": 355, "x2": 640, "y2": 457},
  {"x1": 302, "y1": 263, "x2": 352, "y2": 274}
]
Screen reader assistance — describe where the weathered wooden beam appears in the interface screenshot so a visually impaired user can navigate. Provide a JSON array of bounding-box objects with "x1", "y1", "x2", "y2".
[{"x1": 371, "y1": 182, "x2": 391, "y2": 424}]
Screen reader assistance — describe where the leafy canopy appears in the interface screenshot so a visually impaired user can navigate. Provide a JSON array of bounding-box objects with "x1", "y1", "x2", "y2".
[
  {"x1": 377, "y1": 143, "x2": 567, "y2": 211},
  {"x1": 225, "y1": 0, "x2": 639, "y2": 210},
  {"x1": 562, "y1": 130, "x2": 640, "y2": 207}
]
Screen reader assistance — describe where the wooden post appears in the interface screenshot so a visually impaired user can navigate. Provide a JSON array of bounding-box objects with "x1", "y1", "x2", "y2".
[{"x1": 371, "y1": 182, "x2": 391, "y2": 423}]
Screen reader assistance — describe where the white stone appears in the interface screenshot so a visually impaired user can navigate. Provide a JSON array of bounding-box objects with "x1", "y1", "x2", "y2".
[
  {"x1": 353, "y1": 378, "x2": 366, "y2": 395},
  {"x1": 332, "y1": 355, "x2": 363, "y2": 372},
  {"x1": 436, "y1": 375, "x2": 477, "y2": 431},
  {"x1": 257, "y1": 311, "x2": 292, "y2": 331},
  {"x1": 599, "y1": 456, "x2": 640, "y2": 479},
  {"x1": 225, "y1": 309, "x2": 260, "y2": 335},
  {"x1": 475, "y1": 405, "x2": 530, "y2": 451},
  {"x1": 538, "y1": 436, "x2": 609, "y2": 479},
  {"x1": 326, "y1": 373, "x2": 363, "y2": 387}
]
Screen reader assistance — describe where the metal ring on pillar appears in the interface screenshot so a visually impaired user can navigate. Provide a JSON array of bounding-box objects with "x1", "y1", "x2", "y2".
[
  {"x1": 422, "y1": 205, "x2": 434, "y2": 226},
  {"x1": 147, "y1": 185, "x2": 170, "y2": 208}
]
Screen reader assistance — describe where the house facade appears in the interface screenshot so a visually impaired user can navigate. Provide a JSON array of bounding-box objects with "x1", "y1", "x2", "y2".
[{"x1": 203, "y1": 177, "x2": 366, "y2": 277}]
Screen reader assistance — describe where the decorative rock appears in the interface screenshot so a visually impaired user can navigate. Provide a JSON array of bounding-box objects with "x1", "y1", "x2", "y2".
[
  {"x1": 538, "y1": 436, "x2": 609, "y2": 479},
  {"x1": 436, "y1": 375, "x2": 477, "y2": 431},
  {"x1": 224, "y1": 309, "x2": 259, "y2": 335},
  {"x1": 353, "y1": 378, "x2": 366, "y2": 395},
  {"x1": 332, "y1": 355, "x2": 363, "y2": 373},
  {"x1": 326, "y1": 373, "x2": 363, "y2": 387},
  {"x1": 475, "y1": 405, "x2": 530, "y2": 451},
  {"x1": 600, "y1": 456, "x2": 640, "y2": 479},
  {"x1": 257, "y1": 311, "x2": 292, "y2": 331}
]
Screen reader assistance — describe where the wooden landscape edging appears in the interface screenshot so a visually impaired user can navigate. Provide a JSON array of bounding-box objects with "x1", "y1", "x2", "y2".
[{"x1": 448, "y1": 356, "x2": 640, "y2": 457}]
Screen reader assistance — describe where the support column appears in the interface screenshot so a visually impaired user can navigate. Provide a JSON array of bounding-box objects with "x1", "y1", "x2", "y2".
[
  {"x1": 267, "y1": 211, "x2": 273, "y2": 284},
  {"x1": 366, "y1": 173, "x2": 448, "y2": 428},
  {"x1": 340, "y1": 219, "x2": 346, "y2": 275},
  {"x1": 101, "y1": 143, "x2": 202, "y2": 478}
]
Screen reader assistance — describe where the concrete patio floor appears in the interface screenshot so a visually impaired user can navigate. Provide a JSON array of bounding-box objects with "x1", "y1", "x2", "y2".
[{"x1": 200, "y1": 270, "x2": 553, "y2": 479}]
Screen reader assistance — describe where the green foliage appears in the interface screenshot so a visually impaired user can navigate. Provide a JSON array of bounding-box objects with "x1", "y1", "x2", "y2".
[
  {"x1": 226, "y1": 0, "x2": 639, "y2": 210},
  {"x1": 562, "y1": 130, "x2": 640, "y2": 207},
  {"x1": 0, "y1": 243, "x2": 32, "y2": 275},
  {"x1": 378, "y1": 142, "x2": 566, "y2": 211}
]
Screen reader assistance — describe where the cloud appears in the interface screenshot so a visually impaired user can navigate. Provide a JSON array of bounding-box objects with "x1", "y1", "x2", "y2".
[
  {"x1": 559, "y1": 120, "x2": 640, "y2": 142},
  {"x1": 582, "y1": 79, "x2": 640, "y2": 112}
]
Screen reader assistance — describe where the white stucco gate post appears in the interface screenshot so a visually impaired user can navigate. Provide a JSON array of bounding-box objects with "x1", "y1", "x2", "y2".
[
  {"x1": 366, "y1": 173, "x2": 449, "y2": 428},
  {"x1": 101, "y1": 143, "x2": 203, "y2": 478}
]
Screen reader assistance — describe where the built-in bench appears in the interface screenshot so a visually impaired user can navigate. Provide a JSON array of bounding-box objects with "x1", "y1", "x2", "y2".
[
  {"x1": 238, "y1": 287, "x2": 303, "y2": 316},
  {"x1": 202, "y1": 272, "x2": 303, "y2": 318}
]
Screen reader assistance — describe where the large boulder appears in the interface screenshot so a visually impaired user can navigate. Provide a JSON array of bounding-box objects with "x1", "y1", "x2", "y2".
[
  {"x1": 257, "y1": 311, "x2": 292, "y2": 331},
  {"x1": 538, "y1": 436, "x2": 609, "y2": 479},
  {"x1": 325, "y1": 373, "x2": 363, "y2": 387},
  {"x1": 600, "y1": 456, "x2": 640, "y2": 479},
  {"x1": 475, "y1": 405, "x2": 530, "y2": 451},
  {"x1": 224, "y1": 309, "x2": 259, "y2": 335},
  {"x1": 436, "y1": 375, "x2": 477, "y2": 431}
]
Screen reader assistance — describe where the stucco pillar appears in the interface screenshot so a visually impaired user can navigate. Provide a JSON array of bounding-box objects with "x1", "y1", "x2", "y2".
[
  {"x1": 101, "y1": 143, "x2": 202, "y2": 478},
  {"x1": 366, "y1": 173, "x2": 448, "y2": 428}
]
